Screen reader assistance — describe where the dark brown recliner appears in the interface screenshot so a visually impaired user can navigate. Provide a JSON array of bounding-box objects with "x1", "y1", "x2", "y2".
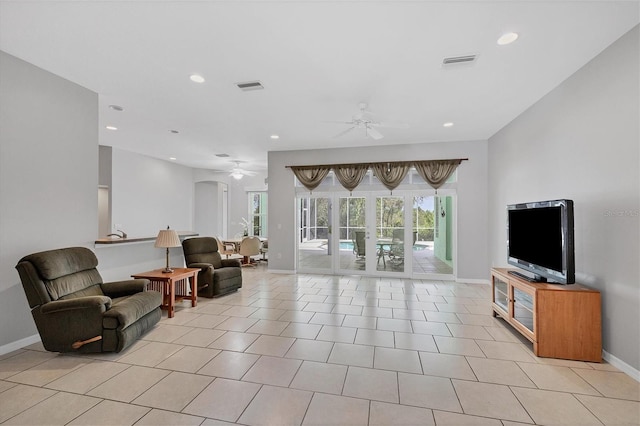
[
  {"x1": 182, "y1": 237, "x2": 242, "y2": 298},
  {"x1": 15, "y1": 247, "x2": 162, "y2": 353}
]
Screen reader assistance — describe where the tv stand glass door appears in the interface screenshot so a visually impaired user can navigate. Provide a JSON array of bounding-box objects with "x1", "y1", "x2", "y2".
[{"x1": 512, "y1": 287, "x2": 534, "y2": 333}]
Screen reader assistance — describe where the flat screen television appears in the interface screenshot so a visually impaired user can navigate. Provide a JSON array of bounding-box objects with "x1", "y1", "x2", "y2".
[{"x1": 507, "y1": 199, "x2": 575, "y2": 284}]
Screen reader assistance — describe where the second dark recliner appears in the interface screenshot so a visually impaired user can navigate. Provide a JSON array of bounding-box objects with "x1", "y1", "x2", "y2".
[{"x1": 181, "y1": 237, "x2": 242, "y2": 298}]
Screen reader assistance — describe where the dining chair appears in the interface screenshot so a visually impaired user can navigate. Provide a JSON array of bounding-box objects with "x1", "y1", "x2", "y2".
[
  {"x1": 238, "y1": 236, "x2": 261, "y2": 266},
  {"x1": 215, "y1": 236, "x2": 236, "y2": 259}
]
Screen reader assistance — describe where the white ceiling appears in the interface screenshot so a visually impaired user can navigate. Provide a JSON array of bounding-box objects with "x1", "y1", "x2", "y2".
[{"x1": 1, "y1": 1, "x2": 638, "y2": 173}]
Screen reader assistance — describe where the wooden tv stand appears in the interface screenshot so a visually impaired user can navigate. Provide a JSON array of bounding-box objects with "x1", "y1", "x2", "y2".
[{"x1": 491, "y1": 268, "x2": 602, "y2": 362}]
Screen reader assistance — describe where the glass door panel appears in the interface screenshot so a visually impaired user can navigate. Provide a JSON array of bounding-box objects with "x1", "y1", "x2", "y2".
[
  {"x1": 493, "y1": 277, "x2": 509, "y2": 313},
  {"x1": 297, "y1": 196, "x2": 332, "y2": 272},
  {"x1": 338, "y1": 197, "x2": 366, "y2": 271},
  {"x1": 513, "y1": 287, "x2": 534, "y2": 332},
  {"x1": 412, "y1": 195, "x2": 453, "y2": 275},
  {"x1": 296, "y1": 192, "x2": 456, "y2": 279},
  {"x1": 376, "y1": 196, "x2": 404, "y2": 273}
]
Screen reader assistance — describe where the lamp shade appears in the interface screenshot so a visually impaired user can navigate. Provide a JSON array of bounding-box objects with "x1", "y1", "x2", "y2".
[{"x1": 154, "y1": 229, "x2": 181, "y2": 248}]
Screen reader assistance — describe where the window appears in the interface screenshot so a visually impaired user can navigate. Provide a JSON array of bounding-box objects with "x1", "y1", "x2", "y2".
[
  {"x1": 249, "y1": 191, "x2": 268, "y2": 237},
  {"x1": 299, "y1": 196, "x2": 330, "y2": 241}
]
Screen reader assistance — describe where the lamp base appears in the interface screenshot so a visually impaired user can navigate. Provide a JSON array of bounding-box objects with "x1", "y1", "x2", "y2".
[{"x1": 162, "y1": 247, "x2": 173, "y2": 273}]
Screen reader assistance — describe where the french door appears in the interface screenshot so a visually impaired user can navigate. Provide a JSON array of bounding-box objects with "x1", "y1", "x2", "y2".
[
  {"x1": 297, "y1": 196, "x2": 333, "y2": 272},
  {"x1": 297, "y1": 191, "x2": 455, "y2": 279}
]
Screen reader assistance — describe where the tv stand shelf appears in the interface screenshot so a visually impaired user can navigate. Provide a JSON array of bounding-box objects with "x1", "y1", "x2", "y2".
[{"x1": 491, "y1": 268, "x2": 602, "y2": 362}]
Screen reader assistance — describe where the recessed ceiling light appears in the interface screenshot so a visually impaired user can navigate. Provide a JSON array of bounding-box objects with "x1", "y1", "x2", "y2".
[
  {"x1": 108, "y1": 105, "x2": 124, "y2": 111},
  {"x1": 497, "y1": 32, "x2": 519, "y2": 45},
  {"x1": 270, "y1": 134, "x2": 280, "y2": 140},
  {"x1": 169, "y1": 157, "x2": 177, "y2": 161},
  {"x1": 190, "y1": 74, "x2": 205, "y2": 83},
  {"x1": 443, "y1": 122, "x2": 454, "y2": 128},
  {"x1": 105, "y1": 126, "x2": 118, "y2": 130}
]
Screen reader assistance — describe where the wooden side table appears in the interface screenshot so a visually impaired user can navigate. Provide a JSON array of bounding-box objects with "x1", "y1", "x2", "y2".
[{"x1": 131, "y1": 268, "x2": 199, "y2": 318}]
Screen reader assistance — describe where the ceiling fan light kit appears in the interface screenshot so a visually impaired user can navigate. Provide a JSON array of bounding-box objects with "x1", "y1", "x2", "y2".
[{"x1": 227, "y1": 161, "x2": 257, "y2": 180}]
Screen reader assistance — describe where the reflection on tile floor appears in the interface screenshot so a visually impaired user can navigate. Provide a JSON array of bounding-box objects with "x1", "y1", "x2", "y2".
[
  {"x1": 1, "y1": 264, "x2": 639, "y2": 425},
  {"x1": 299, "y1": 243, "x2": 453, "y2": 275}
]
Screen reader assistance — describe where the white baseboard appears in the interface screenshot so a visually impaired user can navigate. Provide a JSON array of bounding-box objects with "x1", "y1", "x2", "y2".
[
  {"x1": 0, "y1": 334, "x2": 41, "y2": 356},
  {"x1": 602, "y1": 350, "x2": 640, "y2": 382}
]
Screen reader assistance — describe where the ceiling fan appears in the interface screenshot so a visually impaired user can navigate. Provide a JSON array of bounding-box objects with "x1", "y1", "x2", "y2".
[
  {"x1": 228, "y1": 161, "x2": 257, "y2": 180},
  {"x1": 328, "y1": 102, "x2": 408, "y2": 140}
]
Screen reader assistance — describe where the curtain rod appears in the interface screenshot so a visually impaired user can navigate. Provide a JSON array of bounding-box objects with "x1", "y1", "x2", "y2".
[{"x1": 285, "y1": 158, "x2": 469, "y2": 169}]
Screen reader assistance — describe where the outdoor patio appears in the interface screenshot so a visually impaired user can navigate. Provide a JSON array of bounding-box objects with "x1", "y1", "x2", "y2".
[{"x1": 298, "y1": 240, "x2": 453, "y2": 275}]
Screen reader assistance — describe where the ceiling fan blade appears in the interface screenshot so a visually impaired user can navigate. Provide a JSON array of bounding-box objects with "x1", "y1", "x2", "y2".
[
  {"x1": 367, "y1": 126, "x2": 384, "y2": 140},
  {"x1": 374, "y1": 121, "x2": 409, "y2": 129},
  {"x1": 227, "y1": 160, "x2": 259, "y2": 178},
  {"x1": 333, "y1": 126, "x2": 355, "y2": 138},
  {"x1": 323, "y1": 120, "x2": 355, "y2": 125}
]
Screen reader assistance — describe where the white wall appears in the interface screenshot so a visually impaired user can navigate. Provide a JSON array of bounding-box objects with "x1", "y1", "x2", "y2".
[
  {"x1": 98, "y1": 145, "x2": 112, "y2": 238},
  {"x1": 267, "y1": 140, "x2": 489, "y2": 280},
  {"x1": 195, "y1": 181, "x2": 221, "y2": 237},
  {"x1": 0, "y1": 51, "x2": 98, "y2": 348},
  {"x1": 0, "y1": 52, "x2": 199, "y2": 353},
  {"x1": 194, "y1": 169, "x2": 268, "y2": 239},
  {"x1": 488, "y1": 26, "x2": 639, "y2": 372},
  {"x1": 98, "y1": 148, "x2": 197, "y2": 283},
  {"x1": 111, "y1": 148, "x2": 194, "y2": 237}
]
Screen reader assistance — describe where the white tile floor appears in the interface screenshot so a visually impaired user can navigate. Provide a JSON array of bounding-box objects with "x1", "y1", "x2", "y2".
[{"x1": 1, "y1": 264, "x2": 639, "y2": 425}]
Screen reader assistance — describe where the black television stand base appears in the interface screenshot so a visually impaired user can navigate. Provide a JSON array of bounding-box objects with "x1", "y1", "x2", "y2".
[{"x1": 508, "y1": 270, "x2": 547, "y2": 283}]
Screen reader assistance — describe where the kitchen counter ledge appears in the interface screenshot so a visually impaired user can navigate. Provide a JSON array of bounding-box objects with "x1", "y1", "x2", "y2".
[{"x1": 95, "y1": 232, "x2": 198, "y2": 245}]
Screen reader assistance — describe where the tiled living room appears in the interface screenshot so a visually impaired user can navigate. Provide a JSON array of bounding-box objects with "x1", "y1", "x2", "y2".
[
  {"x1": 1, "y1": 2, "x2": 639, "y2": 425},
  {"x1": 1, "y1": 264, "x2": 638, "y2": 425}
]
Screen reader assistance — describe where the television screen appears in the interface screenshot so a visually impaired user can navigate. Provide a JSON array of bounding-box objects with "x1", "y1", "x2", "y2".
[
  {"x1": 508, "y1": 207, "x2": 563, "y2": 272},
  {"x1": 507, "y1": 199, "x2": 575, "y2": 284}
]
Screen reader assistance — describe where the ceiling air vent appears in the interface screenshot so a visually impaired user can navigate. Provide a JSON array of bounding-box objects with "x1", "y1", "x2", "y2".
[
  {"x1": 442, "y1": 54, "x2": 477, "y2": 66},
  {"x1": 236, "y1": 81, "x2": 264, "y2": 91}
]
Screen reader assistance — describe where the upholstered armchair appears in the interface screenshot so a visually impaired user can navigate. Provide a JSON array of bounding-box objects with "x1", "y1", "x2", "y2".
[
  {"x1": 181, "y1": 237, "x2": 242, "y2": 298},
  {"x1": 15, "y1": 247, "x2": 162, "y2": 353}
]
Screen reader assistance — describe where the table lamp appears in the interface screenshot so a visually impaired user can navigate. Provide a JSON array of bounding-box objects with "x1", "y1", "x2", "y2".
[{"x1": 154, "y1": 226, "x2": 181, "y2": 273}]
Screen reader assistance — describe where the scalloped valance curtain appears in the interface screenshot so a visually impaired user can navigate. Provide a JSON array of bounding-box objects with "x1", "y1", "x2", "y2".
[
  {"x1": 371, "y1": 162, "x2": 411, "y2": 192},
  {"x1": 413, "y1": 159, "x2": 462, "y2": 192},
  {"x1": 289, "y1": 166, "x2": 331, "y2": 192},
  {"x1": 333, "y1": 164, "x2": 370, "y2": 194},
  {"x1": 289, "y1": 159, "x2": 465, "y2": 192}
]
